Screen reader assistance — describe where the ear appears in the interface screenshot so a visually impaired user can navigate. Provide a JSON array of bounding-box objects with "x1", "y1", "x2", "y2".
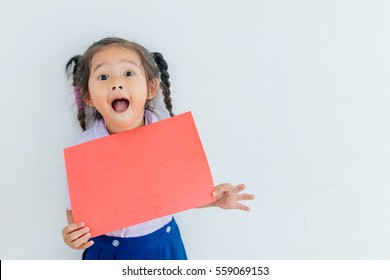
[
  {"x1": 83, "y1": 92, "x2": 95, "y2": 107},
  {"x1": 147, "y1": 78, "x2": 159, "y2": 100}
]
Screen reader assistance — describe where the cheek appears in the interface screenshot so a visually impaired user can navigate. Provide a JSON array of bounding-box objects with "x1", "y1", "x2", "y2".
[
  {"x1": 88, "y1": 79, "x2": 97, "y2": 90},
  {"x1": 87, "y1": 81, "x2": 95, "y2": 96},
  {"x1": 130, "y1": 82, "x2": 150, "y2": 98},
  {"x1": 88, "y1": 82, "x2": 104, "y2": 98}
]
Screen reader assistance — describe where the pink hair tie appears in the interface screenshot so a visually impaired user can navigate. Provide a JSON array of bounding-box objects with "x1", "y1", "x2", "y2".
[{"x1": 73, "y1": 86, "x2": 85, "y2": 109}]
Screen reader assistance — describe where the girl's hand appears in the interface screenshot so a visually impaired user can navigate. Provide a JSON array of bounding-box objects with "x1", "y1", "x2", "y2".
[
  {"x1": 62, "y1": 222, "x2": 94, "y2": 250},
  {"x1": 211, "y1": 183, "x2": 255, "y2": 211}
]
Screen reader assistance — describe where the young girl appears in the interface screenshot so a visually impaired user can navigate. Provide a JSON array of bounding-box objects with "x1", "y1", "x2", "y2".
[{"x1": 62, "y1": 37, "x2": 255, "y2": 260}]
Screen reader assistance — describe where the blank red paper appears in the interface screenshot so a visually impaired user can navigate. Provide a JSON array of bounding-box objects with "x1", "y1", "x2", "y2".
[{"x1": 64, "y1": 112, "x2": 215, "y2": 237}]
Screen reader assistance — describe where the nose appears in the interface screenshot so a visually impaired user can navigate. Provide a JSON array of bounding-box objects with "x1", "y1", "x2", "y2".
[
  {"x1": 111, "y1": 77, "x2": 124, "y2": 91},
  {"x1": 112, "y1": 85, "x2": 123, "y2": 90}
]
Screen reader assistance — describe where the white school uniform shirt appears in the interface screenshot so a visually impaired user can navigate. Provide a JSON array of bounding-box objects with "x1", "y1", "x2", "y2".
[{"x1": 65, "y1": 111, "x2": 172, "y2": 237}]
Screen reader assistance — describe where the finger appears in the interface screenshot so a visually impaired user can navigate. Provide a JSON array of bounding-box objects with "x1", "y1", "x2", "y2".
[
  {"x1": 67, "y1": 226, "x2": 91, "y2": 243},
  {"x1": 236, "y1": 193, "x2": 255, "y2": 201},
  {"x1": 63, "y1": 224, "x2": 82, "y2": 244},
  {"x1": 232, "y1": 184, "x2": 246, "y2": 193},
  {"x1": 67, "y1": 226, "x2": 90, "y2": 242},
  {"x1": 72, "y1": 232, "x2": 91, "y2": 249},
  {"x1": 212, "y1": 183, "x2": 233, "y2": 197},
  {"x1": 235, "y1": 202, "x2": 251, "y2": 211},
  {"x1": 78, "y1": 240, "x2": 94, "y2": 250},
  {"x1": 62, "y1": 222, "x2": 86, "y2": 235},
  {"x1": 71, "y1": 232, "x2": 92, "y2": 249}
]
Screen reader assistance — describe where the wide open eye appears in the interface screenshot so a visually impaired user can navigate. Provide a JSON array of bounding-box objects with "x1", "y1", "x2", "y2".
[
  {"x1": 98, "y1": 74, "x2": 109, "y2": 81},
  {"x1": 124, "y1": 71, "x2": 134, "y2": 77}
]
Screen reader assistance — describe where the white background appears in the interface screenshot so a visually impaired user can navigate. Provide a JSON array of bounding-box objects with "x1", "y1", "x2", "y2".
[{"x1": 0, "y1": 0, "x2": 389, "y2": 259}]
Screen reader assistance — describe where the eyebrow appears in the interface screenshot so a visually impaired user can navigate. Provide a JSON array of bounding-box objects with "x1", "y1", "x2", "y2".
[{"x1": 92, "y1": 60, "x2": 140, "y2": 73}]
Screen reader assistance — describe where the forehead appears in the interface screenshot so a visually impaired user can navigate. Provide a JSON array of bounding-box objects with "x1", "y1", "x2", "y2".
[{"x1": 91, "y1": 45, "x2": 141, "y2": 67}]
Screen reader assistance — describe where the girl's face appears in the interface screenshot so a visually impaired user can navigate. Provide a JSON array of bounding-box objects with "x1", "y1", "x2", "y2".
[{"x1": 86, "y1": 46, "x2": 157, "y2": 134}]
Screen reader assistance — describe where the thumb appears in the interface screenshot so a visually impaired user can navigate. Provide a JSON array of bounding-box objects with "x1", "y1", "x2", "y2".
[{"x1": 212, "y1": 183, "x2": 233, "y2": 197}]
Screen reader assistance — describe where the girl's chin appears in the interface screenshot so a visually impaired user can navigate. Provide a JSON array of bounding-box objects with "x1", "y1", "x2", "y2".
[{"x1": 105, "y1": 118, "x2": 145, "y2": 134}]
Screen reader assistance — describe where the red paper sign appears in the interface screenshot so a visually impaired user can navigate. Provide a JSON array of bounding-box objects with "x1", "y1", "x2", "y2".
[{"x1": 64, "y1": 112, "x2": 215, "y2": 237}]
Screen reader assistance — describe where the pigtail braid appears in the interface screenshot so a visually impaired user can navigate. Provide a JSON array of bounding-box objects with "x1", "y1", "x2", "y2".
[
  {"x1": 65, "y1": 55, "x2": 88, "y2": 131},
  {"x1": 77, "y1": 108, "x2": 87, "y2": 131},
  {"x1": 152, "y1": 52, "x2": 174, "y2": 117}
]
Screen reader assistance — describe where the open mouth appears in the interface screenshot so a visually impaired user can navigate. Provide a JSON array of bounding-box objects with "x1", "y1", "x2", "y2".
[{"x1": 111, "y1": 98, "x2": 129, "y2": 113}]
